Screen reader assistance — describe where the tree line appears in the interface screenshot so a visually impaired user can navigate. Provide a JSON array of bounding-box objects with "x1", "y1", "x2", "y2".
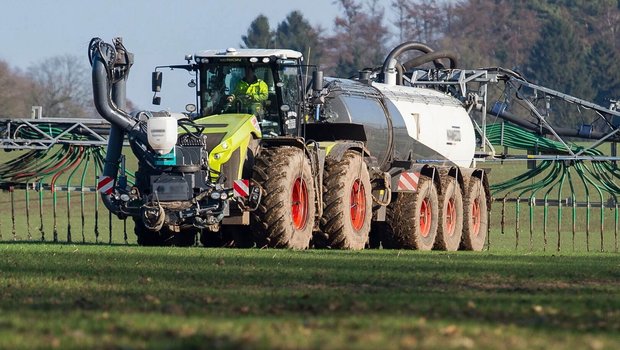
[
  {"x1": 1, "y1": 0, "x2": 618, "y2": 120},
  {"x1": 0, "y1": 55, "x2": 93, "y2": 119},
  {"x1": 243, "y1": 0, "x2": 620, "y2": 123}
]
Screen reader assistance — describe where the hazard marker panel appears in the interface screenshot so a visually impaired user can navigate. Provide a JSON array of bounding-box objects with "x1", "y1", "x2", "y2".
[
  {"x1": 233, "y1": 179, "x2": 250, "y2": 198},
  {"x1": 97, "y1": 175, "x2": 114, "y2": 195},
  {"x1": 397, "y1": 172, "x2": 419, "y2": 192}
]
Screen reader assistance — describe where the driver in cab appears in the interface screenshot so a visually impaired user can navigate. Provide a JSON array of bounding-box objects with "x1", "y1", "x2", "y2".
[{"x1": 227, "y1": 67, "x2": 268, "y2": 116}]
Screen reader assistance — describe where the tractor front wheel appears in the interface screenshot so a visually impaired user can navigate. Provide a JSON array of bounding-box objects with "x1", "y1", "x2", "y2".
[{"x1": 251, "y1": 146, "x2": 315, "y2": 249}]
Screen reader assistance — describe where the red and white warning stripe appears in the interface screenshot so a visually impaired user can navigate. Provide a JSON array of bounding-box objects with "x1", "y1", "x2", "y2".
[
  {"x1": 97, "y1": 175, "x2": 114, "y2": 195},
  {"x1": 233, "y1": 179, "x2": 250, "y2": 198},
  {"x1": 397, "y1": 172, "x2": 420, "y2": 192},
  {"x1": 250, "y1": 116, "x2": 260, "y2": 132}
]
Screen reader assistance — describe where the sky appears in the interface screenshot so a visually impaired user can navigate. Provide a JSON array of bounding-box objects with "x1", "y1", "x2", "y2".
[{"x1": 0, "y1": 0, "x2": 340, "y2": 114}]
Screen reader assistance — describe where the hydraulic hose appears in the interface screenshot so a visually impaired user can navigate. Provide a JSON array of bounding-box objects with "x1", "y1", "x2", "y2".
[{"x1": 487, "y1": 108, "x2": 617, "y2": 141}]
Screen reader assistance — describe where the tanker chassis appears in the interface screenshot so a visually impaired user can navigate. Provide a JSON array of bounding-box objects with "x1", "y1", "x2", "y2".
[{"x1": 89, "y1": 38, "x2": 489, "y2": 250}]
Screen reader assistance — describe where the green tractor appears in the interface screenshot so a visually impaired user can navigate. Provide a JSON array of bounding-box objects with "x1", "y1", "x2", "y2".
[{"x1": 90, "y1": 38, "x2": 488, "y2": 250}]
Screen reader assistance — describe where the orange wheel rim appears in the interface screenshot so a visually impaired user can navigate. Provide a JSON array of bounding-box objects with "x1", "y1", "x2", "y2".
[
  {"x1": 419, "y1": 197, "x2": 432, "y2": 237},
  {"x1": 291, "y1": 177, "x2": 308, "y2": 230},
  {"x1": 350, "y1": 179, "x2": 366, "y2": 231},
  {"x1": 445, "y1": 197, "x2": 456, "y2": 237},
  {"x1": 471, "y1": 198, "x2": 481, "y2": 236}
]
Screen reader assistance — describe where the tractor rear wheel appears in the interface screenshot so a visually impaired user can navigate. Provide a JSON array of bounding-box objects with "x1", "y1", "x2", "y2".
[
  {"x1": 381, "y1": 176, "x2": 439, "y2": 250},
  {"x1": 319, "y1": 151, "x2": 372, "y2": 250},
  {"x1": 251, "y1": 146, "x2": 315, "y2": 249},
  {"x1": 461, "y1": 177, "x2": 488, "y2": 251},
  {"x1": 434, "y1": 177, "x2": 463, "y2": 251}
]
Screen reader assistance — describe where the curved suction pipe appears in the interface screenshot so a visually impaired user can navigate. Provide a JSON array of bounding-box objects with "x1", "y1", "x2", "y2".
[
  {"x1": 90, "y1": 38, "x2": 136, "y2": 217},
  {"x1": 91, "y1": 54, "x2": 135, "y2": 132},
  {"x1": 381, "y1": 41, "x2": 449, "y2": 83},
  {"x1": 403, "y1": 50, "x2": 459, "y2": 70}
]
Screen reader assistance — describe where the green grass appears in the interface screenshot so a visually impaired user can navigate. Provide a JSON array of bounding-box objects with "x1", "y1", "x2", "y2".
[
  {"x1": 0, "y1": 244, "x2": 618, "y2": 349},
  {"x1": 1, "y1": 145, "x2": 620, "y2": 348}
]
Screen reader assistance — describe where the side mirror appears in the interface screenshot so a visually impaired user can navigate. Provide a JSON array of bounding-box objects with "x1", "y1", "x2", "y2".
[
  {"x1": 312, "y1": 70, "x2": 324, "y2": 92},
  {"x1": 152, "y1": 96, "x2": 161, "y2": 105},
  {"x1": 152, "y1": 71, "x2": 162, "y2": 92}
]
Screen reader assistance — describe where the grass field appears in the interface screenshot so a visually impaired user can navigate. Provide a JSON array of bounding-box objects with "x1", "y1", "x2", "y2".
[
  {"x1": 2, "y1": 144, "x2": 620, "y2": 348},
  {"x1": 0, "y1": 244, "x2": 619, "y2": 349}
]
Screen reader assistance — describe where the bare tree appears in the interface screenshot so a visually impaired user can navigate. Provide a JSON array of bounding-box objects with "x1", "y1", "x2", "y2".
[
  {"x1": 0, "y1": 60, "x2": 30, "y2": 118},
  {"x1": 440, "y1": 0, "x2": 540, "y2": 69},
  {"x1": 27, "y1": 55, "x2": 93, "y2": 118},
  {"x1": 323, "y1": 0, "x2": 389, "y2": 77}
]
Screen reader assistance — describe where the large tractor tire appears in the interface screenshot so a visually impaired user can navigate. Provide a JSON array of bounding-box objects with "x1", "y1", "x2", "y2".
[
  {"x1": 251, "y1": 146, "x2": 315, "y2": 249},
  {"x1": 461, "y1": 177, "x2": 488, "y2": 251},
  {"x1": 319, "y1": 151, "x2": 372, "y2": 250},
  {"x1": 381, "y1": 176, "x2": 439, "y2": 250},
  {"x1": 434, "y1": 176, "x2": 464, "y2": 251}
]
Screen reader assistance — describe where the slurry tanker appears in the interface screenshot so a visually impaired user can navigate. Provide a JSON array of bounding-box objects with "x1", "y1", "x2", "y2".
[{"x1": 89, "y1": 38, "x2": 489, "y2": 250}]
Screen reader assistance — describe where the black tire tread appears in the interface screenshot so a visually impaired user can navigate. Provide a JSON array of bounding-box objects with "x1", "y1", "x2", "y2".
[
  {"x1": 319, "y1": 151, "x2": 372, "y2": 250},
  {"x1": 251, "y1": 146, "x2": 314, "y2": 249}
]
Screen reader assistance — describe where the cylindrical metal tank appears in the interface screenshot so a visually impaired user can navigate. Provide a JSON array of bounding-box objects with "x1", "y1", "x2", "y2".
[{"x1": 322, "y1": 78, "x2": 475, "y2": 169}]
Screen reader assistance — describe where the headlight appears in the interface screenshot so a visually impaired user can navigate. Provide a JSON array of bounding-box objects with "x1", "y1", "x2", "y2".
[{"x1": 210, "y1": 192, "x2": 221, "y2": 200}]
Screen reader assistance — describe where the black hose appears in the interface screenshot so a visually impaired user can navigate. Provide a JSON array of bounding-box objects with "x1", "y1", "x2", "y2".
[
  {"x1": 381, "y1": 42, "x2": 459, "y2": 84},
  {"x1": 488, "y1": 108, "x2": 616, "y2": 140},
  {"x1": 402, "y1": 50, "x2": 458, "y2": 70}
]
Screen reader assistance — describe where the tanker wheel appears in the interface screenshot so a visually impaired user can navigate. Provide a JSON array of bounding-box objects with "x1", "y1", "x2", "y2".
[
  {"x1": 382, "y1": 176, "x2": 439, "y2": 250},
  {"x1": 251, "y1": 146, "x2": 315, "y2": 249},
  {"x1": 461, "y1": 177, "x2": 488, "y2": 251},
  {"x1": 434, "y1": 177, "x2": 464, "y2": 251},
  {"x1": 319, "y1": 151, "x2": 372, "y2": 250}
]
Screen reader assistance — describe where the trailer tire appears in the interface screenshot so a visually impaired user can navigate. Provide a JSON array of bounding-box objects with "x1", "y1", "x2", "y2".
[
  {"x1": 382, "y1": 176, "x2": 438, "y2": 250},
  {"x1": 461, "y1": 178, "x2": 488, "y2": 251},
  {"x1": 434, "y1": 178, "x2": 463, "y2": 251},
  {"x1": 319, "y1": 151, "x2": 372, "y2": 250},
  {"x1": 251, "y1": 146, "x2": 315, "y2": 249}
]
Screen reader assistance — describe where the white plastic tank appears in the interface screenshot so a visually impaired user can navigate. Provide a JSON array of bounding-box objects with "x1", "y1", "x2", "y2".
[{"x1": 147, "y1": 115, "x2": 178, "y2": 155}]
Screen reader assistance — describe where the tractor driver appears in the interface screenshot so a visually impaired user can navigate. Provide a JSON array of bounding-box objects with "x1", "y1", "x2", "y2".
[{"x1": 226, "y1": 66, "x2": 268, "y2": 116}]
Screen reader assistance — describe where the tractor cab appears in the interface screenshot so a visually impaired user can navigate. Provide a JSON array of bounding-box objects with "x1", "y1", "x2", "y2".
[{"x1": 194, "y1": 48, "x2": 305, "y2": 137}]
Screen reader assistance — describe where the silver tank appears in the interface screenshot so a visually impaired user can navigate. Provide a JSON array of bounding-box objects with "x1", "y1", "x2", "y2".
[{"x1": 322, "y1": 78, "x2": 476, "y2": 169}]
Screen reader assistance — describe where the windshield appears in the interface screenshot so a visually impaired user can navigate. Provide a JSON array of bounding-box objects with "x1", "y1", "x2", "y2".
[
  {"x1": 197, "y1": 61, "x2": 304, "y2": 137},
  {"x1": 199, "y1": 64, "x2": 275, "y2": 117}
]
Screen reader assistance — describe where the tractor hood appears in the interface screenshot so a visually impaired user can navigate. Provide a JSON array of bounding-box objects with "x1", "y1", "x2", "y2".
[{"x1": 188, "y1": 113, "x2": 262, "y2": 177}]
